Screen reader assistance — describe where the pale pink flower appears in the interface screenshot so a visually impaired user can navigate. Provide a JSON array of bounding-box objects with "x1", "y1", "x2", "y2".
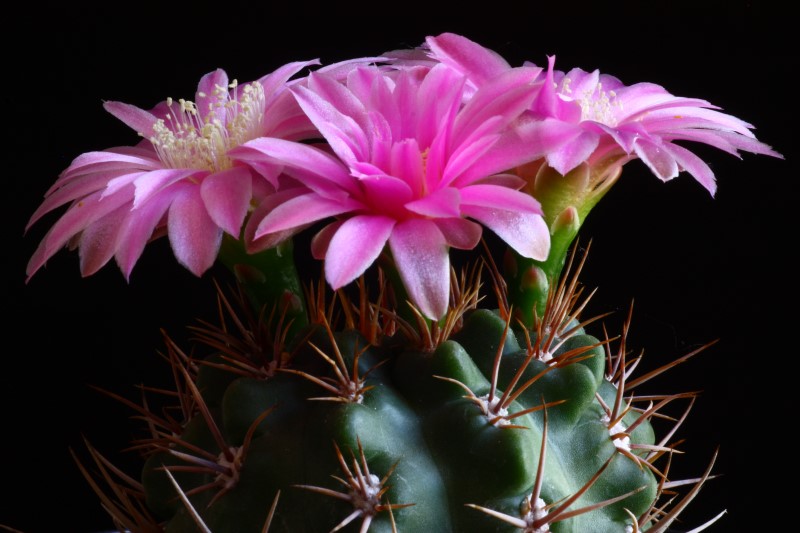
[
  {"x1": 425, "y1": 33, "x2": 782, "y2": 196},
  {"x1": 26, "y1": 61, "x2": 319, "y2": 281},
  {"x1": 231, "y1": 63, "x2": 578, "y2": 319}
]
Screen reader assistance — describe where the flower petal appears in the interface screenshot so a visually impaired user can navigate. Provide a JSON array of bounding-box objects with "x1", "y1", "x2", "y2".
[
  {"x1": 195, "y1": 69, "x2": 229, "y2": 124},
  {"x1": 103, "y1": 101, "x2": 159, "y2": 138},
  {"x1": 27, "y1": 170, "x2": 145, "y2": 230},
  {"x1": 133, "y1": 168, "x2": 204, "y2": 208},
  {"x1": 664, "y1": 142, "x2": 716, "y2": 195},
  {"x1": 425, "y1": 32, "x2": 514, "y2": 86},
  {"x1": 257, "y1": 59, "x2": 320, "y2": 102},
  {"x1": 545, "y1": 129, "x2": 600, "y2": 176},
  {"x1": 310, "y1": 220, "x2": 345, "y2": 260},
  {"x1": 115, "y1": 190, "x2": 176, "y2": 279},
  {"x1": 453, "y1": 66, "x2": 540, "y2": 143},
  {"x1": 26, "y1": 185, "x2": 135, "y2": 279},
  {"x1": 414, "y1": 64, "x2": 464, "y2": 151},
  {"x1": 324, "y1": 215, "x2": 395, "y2": 289},
  {"x1": 454, "y1": 117, "x2": 581, "y2": 186},
  {"x1": 633, "y1": 138, "x2": 679, "y2": 182},
  {"x1": 78, "y1": 203, "x2": 130, "y2": 277},
  {"x1": 387, "y1": 138, "x2": 424, "y2": 196},
  {"x1": 200, "y1": 166, "x2": 253, "y2": 236},
  {"x1": 50, "y1": 150, "x2": 160, "y2": 194},
  {"x1": 461, "y1": 205, "x2": 550, "y2": 261},
  {"x1": 460, "y1": 183, "x2": 542, "y2": 214},
  {"x1": 406, "y1": 187, "x2": 461, "y2": 218},
  {"x1": 167, "y1": 186, "x2": 223, "y2": 276},
  {"x1": 292, "y1": 82, "x2": 368, "y2": 164},
  {"x1": 434, "y1": 217, "x2": 482, "y2": 250},
  {"x1": 254, "y1": 191, "x2": 360, "y2": 237},
  {"x1": 231, "y1": 138, "x2": 356, "y2": 198},
  {"x1": 389, "y1": 219, "x2": 450, "y2": 319}
]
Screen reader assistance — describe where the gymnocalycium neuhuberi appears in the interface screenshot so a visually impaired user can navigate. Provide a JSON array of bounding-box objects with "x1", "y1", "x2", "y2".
[{"x1": 26, "y1": 32, "x2": 781, "y2": 532}]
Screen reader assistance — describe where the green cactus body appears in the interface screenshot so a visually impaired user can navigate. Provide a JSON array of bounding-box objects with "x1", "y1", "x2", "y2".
[{"x1": 136, "y1": 296, "x2": 662, "y2": 532}]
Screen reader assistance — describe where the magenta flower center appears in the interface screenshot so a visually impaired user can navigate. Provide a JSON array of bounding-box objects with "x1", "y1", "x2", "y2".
[{"x1": 149, "y1": 80, "x2": 266, "y2": 171}]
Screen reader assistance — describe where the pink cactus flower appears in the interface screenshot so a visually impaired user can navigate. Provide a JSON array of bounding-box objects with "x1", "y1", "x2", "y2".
[
  {"x1": 231, "y1": 63, "x2": 579, "y2": 319},
  {"x1": 425, "y1": 33, "x2": 782, "y2": 196},
  {"x1": 26, "y1": 61, "x2": 319, "y2": 281}
]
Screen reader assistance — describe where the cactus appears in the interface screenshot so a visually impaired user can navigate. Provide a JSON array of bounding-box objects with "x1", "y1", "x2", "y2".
[
  {"x1": 73, "y1": 243, "x2": 718, "y2": 533},
  {"x1": 24, "y1": 31, "x2": 781, "y2": 533}
]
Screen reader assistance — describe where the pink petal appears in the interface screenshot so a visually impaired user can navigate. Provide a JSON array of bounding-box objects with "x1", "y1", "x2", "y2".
[
  {"x1": 363, "y1": 110, "x2": 395, "y2": 171},
  {"x1": 372, "y1": 70, "x2": 405, "y2": 141},
  {"x1": 310, "y1": 220, "x2": 344, "y2": 260},
  {"x1": 531, "y1": 57, "x2": 580, "y2": 121},
  {"x1": 440, "y1": 124, "x2": 500, "y2": 186},
  {"x1": 196, "y1": 69, "x2": 229, "y2": 124},
  {"x1": 613, "y1": 83, "x2": 706, "y2": 120},
  {"x1": 247, "y1": 227, "x2": 305, "y2": 254},
  {"x1": 387, "y1": 138, "x2": 424, "y2": 196},
  {"x1": 633, "y1": 138, "x2": 679, "y2": 182},
  {"x1": 26, "y1": 186, "x2": 135, "y2": 278},
  {"x1": 243, "y1": 186, "x2": 305, "y2": 242},
  {"x1": 307, "y1": 68, "x2": 370, "y2": 126},
  {"x1": 292, "y1": 83, "x2": 368, "y2": 164},
  {"x1": 425, "y1": 32, "x2": 513, "y2": 85},
  {"x1": 200, "y1": 166, "x2": 253, "y2": 236},
  {"x1": 587, "y1": 121, "x2": 645, "y2": 154},
  {"x1": 97, "y1": 145, "x2": 158, "y2": 159},
  {"x1": 664, "y1": 143, "x2": 717, "y2": 195},
  {"x1": 315, "y1": 56, "x2": 389, "y2": 79},
  {"x1": 324, "y1": 215, "x2": 395, "y2": 289},
  {"x1": 263, "y1": 105, "x2": 320, "y2": 141},
  {"x1": 453, "y1": 66, "x2": 539, "y2": 142},
  {"x1": 115, "y1": 190, "x2": 176, "y2": 279},
  {"x1": 388, "y1": 219, "x2": 450, "y2": 320},
  {"x1": 257, "y1": 60, "x2": 320, "y2": 102},
  {"x1": 460, "y1": 184, "x2": 542, "y2": 214},
  {"x1": 461, "y1": 205, "x2": 550, "y2": 261},
  {"x1": 244, "y1": 158, "x2": 284, "y2": 188},
  {"x1": 671, "y1": 129, "x2": 782, "y2": 158},
  {"x1": 133, "y1": 168, "x2": 204, "y2": 208},
  {"x1": 52, "y1": 151, "x2": 160, "y2": 192},
  {"x1": 358, "y1": 173, "x2": 414, "y2": 215},
  {"x1": 43, "y1": 187, "x2": 134, "y2": 258},
  {"x1": 434, "y1": 218, "x2": 482, "y2": 250},
  {"x1": 103, "y1": 101, "x2": 160, "y2": 138},
  {"x1": 454, "y1": 117, "x2": 581, "y2": 186},
  {"x1": 641, "y1": 108, "x2": 755, "y2": 137},
  {"x1": 480, "y1": 173, "x2": 527, "y2": 189},
  {"x1": 405, "y1": 187, "x2": 461, "y2": 218},
  {"x1": 343, "y1": 66, "x2": 387, "y2": 107},
  {"x1": 254, "y1": 192, "x2": 360, "y2": 237},
  {"x1": 231, "y1": 138, "x2": 356, "y2": 198},
  {"x1": 78, "y1": 203, "x2": 130, "y2": 276},
  {"x1": 414, "y1": 65, "x2": 464, "y2": 151},
  {"x1": 167, "y1": 186, "x2": 223, "y2": 276},
  {"x1": 27, "y1": 170, "x2": 145, "y2": 230},
  {"x1": 545, "y1": 129, "x2": 600, "y2": 176}
]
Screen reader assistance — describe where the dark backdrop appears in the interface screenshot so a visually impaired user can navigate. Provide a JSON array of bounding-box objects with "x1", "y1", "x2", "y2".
[{"x1": 3, "y1": 4, "x2": 793, "y2": 532}]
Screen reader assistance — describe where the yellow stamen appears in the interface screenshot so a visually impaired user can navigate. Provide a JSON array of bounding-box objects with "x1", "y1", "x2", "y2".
[
  {"x1": 563, "y1": 77, "x2": 623, "y2": 126},
  {"x1": 148, "y1": 79, "x2": 265, "y2": 171}
]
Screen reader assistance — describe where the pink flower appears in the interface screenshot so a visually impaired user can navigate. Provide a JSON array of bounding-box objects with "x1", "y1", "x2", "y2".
[
  {"x1": 425, "y1": 33, "x2": 782, "y2": 196},
  {"x1": 231, "y1": 63, "x2": 579, "y2": 319},
  {"x1": 26, "y1": 61, "x2": 319, "y2": 281}
]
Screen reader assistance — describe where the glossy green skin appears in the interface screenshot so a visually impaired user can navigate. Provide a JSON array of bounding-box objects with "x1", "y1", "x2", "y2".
[{"x1": 142, "y1": 310, "x2": 657, "y2": 532}]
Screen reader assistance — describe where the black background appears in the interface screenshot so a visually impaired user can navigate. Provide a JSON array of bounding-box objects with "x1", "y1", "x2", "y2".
[{"x1": 3, "y1": 4, "x2": 794, "y2": 532}]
